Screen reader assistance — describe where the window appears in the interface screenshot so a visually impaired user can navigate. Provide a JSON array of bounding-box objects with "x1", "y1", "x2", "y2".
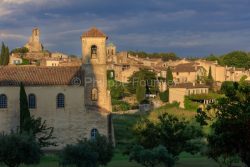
[
  {"x1": 91, "y1": 45, "x2": 97, "y2": 58},
  {"x1": 91, "y1": 88, "x2": 98, "y2": 101},
  {"x1": 57, "y1": 93, "x2": 65, "y2": 108},
  {"x1": 91, "y1": 128, "x2": 98, "y2": 139},
  {"x1": 0, "y1": 94, "x2": 7, "y2": 108},
  {"x1": 28, "y1": 94, "x2": 36, "y2": 109}
]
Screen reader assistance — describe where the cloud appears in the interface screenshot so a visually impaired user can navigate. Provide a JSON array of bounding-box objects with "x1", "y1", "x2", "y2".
[{"x1": 0, "y1": 32, "x2": 27, "y2": 40}]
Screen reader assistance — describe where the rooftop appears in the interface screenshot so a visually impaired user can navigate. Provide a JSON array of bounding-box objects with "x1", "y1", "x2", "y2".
[
  {"x1": 0, "y1": 66, "x2": 84, "y2": 86},
  {"x1": 82, "y1": 27, "x2": 107, "y2": 38},
  {"x1": 170, "y1": 82, "x2": 209, "y2": 89}
]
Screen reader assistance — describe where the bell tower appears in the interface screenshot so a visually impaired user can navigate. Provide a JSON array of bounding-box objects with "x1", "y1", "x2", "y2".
[{"x1": 81, "y1": 27, "x2": 111, "y2": 112}]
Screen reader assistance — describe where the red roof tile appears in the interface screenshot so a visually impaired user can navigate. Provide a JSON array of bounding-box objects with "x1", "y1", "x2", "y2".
[
  {"x1": 82, "y1": 27, "x2": 107, "y2": 38},
  {"x1": 0, "y1": 66, "x2": 84, "y2": 86}
]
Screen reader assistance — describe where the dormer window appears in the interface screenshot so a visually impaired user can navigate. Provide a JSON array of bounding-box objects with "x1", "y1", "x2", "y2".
[{"x1": 91, "y1": 45, "x2": 97, "y2": 59}]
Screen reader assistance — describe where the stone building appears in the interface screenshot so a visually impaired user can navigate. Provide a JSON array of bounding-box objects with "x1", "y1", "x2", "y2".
[
  {"x1": 169, "y1": 83, "x2": 209, "y2": 108},
  {"x1": 25, "y1": 28, "x2": 43, "y2": 52},
  {"x1": 0, "y1": 27, "x2": 113, "y2": 149}
]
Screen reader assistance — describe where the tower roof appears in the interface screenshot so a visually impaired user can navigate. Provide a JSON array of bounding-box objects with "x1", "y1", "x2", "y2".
[{"x1": 82, "y1": 27, "x2": 107, "y2": 38}]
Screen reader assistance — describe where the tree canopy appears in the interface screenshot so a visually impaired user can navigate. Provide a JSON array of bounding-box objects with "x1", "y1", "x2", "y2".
[
  {"x1": 0, "y1": 42, "x2": 10, "y2": 65},
  {"x1": 196, "y1": 81, "x2": 250, "y2": 166}
]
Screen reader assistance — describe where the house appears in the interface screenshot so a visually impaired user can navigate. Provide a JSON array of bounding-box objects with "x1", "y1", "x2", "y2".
[{"x1": 169, "y1": 83, "x2": 209, "y2": 108}]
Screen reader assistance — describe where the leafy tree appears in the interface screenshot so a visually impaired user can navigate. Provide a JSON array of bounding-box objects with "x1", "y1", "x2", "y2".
[
  {"x1": 129, "y1": 145, "x2": 175, "y2": 167},
  {"x1": 166, "y1": 67, "x2": 173, "y2": 85},
  {"x1": 60, "y1": 140, "x2": 98, "y2": 167},
  {"x1": 0, "y1": 42, "x2": 10, "y2": 65},
  {"x1": 60, "y1": 135, "x2": 114, "y2": 167},
  {"x1": 196, "y1": 82, "x2": 250, "y2": 166},
  {"x1": 134, "y1": 113, "x2": 204, "y2": 158},
  {"x1": 136, "y1": 72, "x2": 146, "y2": 103},
  {"x1": 127, "y1": 69, "x2": 158, "y2": 95},
  {"x1": 11, "y1": 47, "x2": 29, "y2": 54},
  {"x1": 222, "y1": 51, "x2": 250, "y2": 69},
  {"x1": 19, "y1": 83, "x2": 55, "y2": 147},
  {"x1": 159, "y1": 90, "x2": 169, "y2": 102},
  {"x1": 0, "y1": 132, "x2": 42, "y2": 167},
  {"x1": 19, "y1": 82, "x2": 31, "y2": 133}
]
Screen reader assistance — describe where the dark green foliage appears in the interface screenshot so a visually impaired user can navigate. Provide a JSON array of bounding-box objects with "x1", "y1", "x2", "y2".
[
  {"x1": 222, "y1": 51, "x2": 250, "y2": 69},
  {"x1": 0, "y1": 42, "x2": 10, "y2": 65},
  {"x1": 19, "y1": 82, "x2": 31, "y2": 133},
  {"x1": 112, "y1": 99, "x2": 131, "y2": 112},
  {"x1": 204, "y1": 51, "x2": 250, "y2": 69},
  {"x1": 60, "y1": 135, "x2": 114, "y2": 167},
  {"x1": 60, "y1": 140, "x2": 98, "y2": 167},
  {"x1": 196, "y1": 82, "x2": 250, "y2": 166},
  {"x1": 127, "y1": 69, "x2": 158, "y2": 95},
  {"x1": 134, "y1": 113, "x2": 204, "y2": 158},
  {"x1": 166, "y1": 67, "x2": 173, "y2": 84},
  {"x1": 109, "y1": 80, "x2": 124, "y2": 100},
  {"x1": 136, "y1": 72, "x2": 146, "y2": 103},
  {"x1": 129, "y1": 145, "x2": 175, "y2": 167},
  {"x1": 11, "y1": 47, "x2": 29, "y2": 54},
  {"x1": 128, "y1": 51, "x2": 180, "y2": 61},
  {"x1": 184, "y1": 97, "x2": 200, "y2": 111},
  {"x1": 159, "y1": 90, "x2": 169, "y2": 102},
  {"x1": 0, "y1": 132, "x2": 42, "y2": 167}
]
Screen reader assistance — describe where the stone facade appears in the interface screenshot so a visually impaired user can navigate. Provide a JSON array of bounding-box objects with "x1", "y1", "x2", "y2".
[
  {"x1": 25, "y1": 28, "x2": 43, "y2": 52},
  {"x1": 0, "y1": 27, "x2": 113, "y2": 150},
  {"x1": 169, "y1": 83, "x2": 209, "y2": 108}
]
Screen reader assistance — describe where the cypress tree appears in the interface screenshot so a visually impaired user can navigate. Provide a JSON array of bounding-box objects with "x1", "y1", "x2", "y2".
[
  {"x1": 0, "y1": 42, "x2": 5, "y2": 65},
  {"x1": 208, "y1": 66, "x2": 213, "y2": 81},
  {"x1": 19, "y1": 82, "x2": 31, "y2": 133},
  {"x1": 3, "y1": 46, "x2": 9, "y2": 65},
  {"x1": 136, "y1": 73, "x2": 146, "y2": 103},
  {"x1": 166, "y1": 67, "x2": 173, "y2": 85}
]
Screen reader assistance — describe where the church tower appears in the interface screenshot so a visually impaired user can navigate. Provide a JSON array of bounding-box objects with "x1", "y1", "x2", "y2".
[{"x1": 81, "y1": 27, "x2": 111, "y2": 112}]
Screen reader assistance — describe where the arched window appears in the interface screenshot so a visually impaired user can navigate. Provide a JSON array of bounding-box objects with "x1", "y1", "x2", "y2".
[
  {"x1": 91, "y1": 45, "x2": 97, "y2": 59},
  {"x1": 0, "y1": 94, "x2": 7, "y2": 109},
  {"x1": 28, "y1": 94, "x2": 36, "y2": 109},
  {"x1": 91, "y1": 88, "x2": 98, "y2": 101},
  {"x1": 57, "y1": 93, "x2": 65, "y2": 108},
  {"x1": 91, "y1": 128, "x2": 98, "y2": 139}
]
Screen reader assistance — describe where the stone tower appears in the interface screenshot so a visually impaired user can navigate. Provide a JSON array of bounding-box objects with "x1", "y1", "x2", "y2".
[
  {"x1": 81, "y1": 27, "x2": 111, "y2": 112},
  {"x1": 25, "y1": 28, "x2": 43, "y2": 52}
]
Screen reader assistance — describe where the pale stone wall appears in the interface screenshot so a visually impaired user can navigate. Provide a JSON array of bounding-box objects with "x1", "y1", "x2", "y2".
[
  {"x1": 9, "y1": 54, "x2": 23, "y2": 65},
  {"x1": 25, "y1": 28, "x2": 43, "y2": 52},
  {"x1": 45, "y1": 60, "x2": 60, "y2": 66},
  {"x1": 169, "y1": 88, "x2": 186, "y2": 108},
  {"x1": 81, "y1": 36, "x2": 111, "y2": 112},
  {"x1": 169, "y1": 87, "x2": 209, "y2": 108},
  {"x1": 173, "y1": 71, "x2": 197, "y2": 83},
  {"x1": 0, "y1": 86, "x2": 109, "y2": 149}
]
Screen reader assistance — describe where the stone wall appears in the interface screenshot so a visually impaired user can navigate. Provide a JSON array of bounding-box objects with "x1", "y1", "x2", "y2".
[{"x1": 0, "y1": 86, "x2": 109, "y2": 150}]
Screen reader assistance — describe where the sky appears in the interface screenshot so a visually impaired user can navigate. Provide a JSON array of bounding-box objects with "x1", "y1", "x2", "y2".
[{"x1": 0, "y1": 0, "x2": 250, "y2": 57}]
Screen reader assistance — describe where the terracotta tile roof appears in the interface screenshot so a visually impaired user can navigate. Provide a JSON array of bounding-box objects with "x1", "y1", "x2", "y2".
[
  {"x1": 170, "y1": 83, "x2": 209, "y2": 89},
  {"x1": 0, "y1": 66, "x2": 84, "y2": 86},
  {"x1": 82, "y1": 27, "x2": 107, "y2": 38},
  {"x1": 172, "y1": 63, "x2": 202, "y2": 72}
]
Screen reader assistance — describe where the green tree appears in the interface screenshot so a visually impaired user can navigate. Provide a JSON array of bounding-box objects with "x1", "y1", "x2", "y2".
[
  {"x1": 60, "y1": 135, "x2": 114, "y2": 167},
  {"x1": 196, "y1": 82, "x2": 250, "y2": 166},
  {"x1": 127, "y1": 69, "x2": 158, "y2": 95},
  {"x1": 134, "y1": 113, "x2": 204, "y2": 158},
  {"x1": 0, "y1": 132, "x2": 42, "y2": 167},
  {"x1": 0, "y1": 42, "x2": 10, "y2": 65},
  {"x1": 19, "y1": 82, "x2": 31, "y2": 133},
  {"x1": 222, "y1": 51, "x2": 250, "y2": 69},
  {"x1": 129, "y1": 145, "x2": 175, "y2": 167},
  {"x1": 136, "y1": 72, "x2": 146, "y2": 103},
  {"x1": 166, "y1": 67, "x2": 173, "y2": 85}
]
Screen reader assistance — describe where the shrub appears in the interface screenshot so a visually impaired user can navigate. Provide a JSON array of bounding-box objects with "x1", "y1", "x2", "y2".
[
  {"x1": 0, "y1": 132, "x2": 42, "y2": 167},
  {"x1": 129, "y1": 145, "x2": 175, "y2": 167},
  {"x1": 184, "y1": 97, "x2": 200, "y2": 111},
  {"x1": 159, "y1": 90, "x2": 169, "y2": 102},
  {"x1": 60, "y1": 135, "x2": 114, "y2": 167}
]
